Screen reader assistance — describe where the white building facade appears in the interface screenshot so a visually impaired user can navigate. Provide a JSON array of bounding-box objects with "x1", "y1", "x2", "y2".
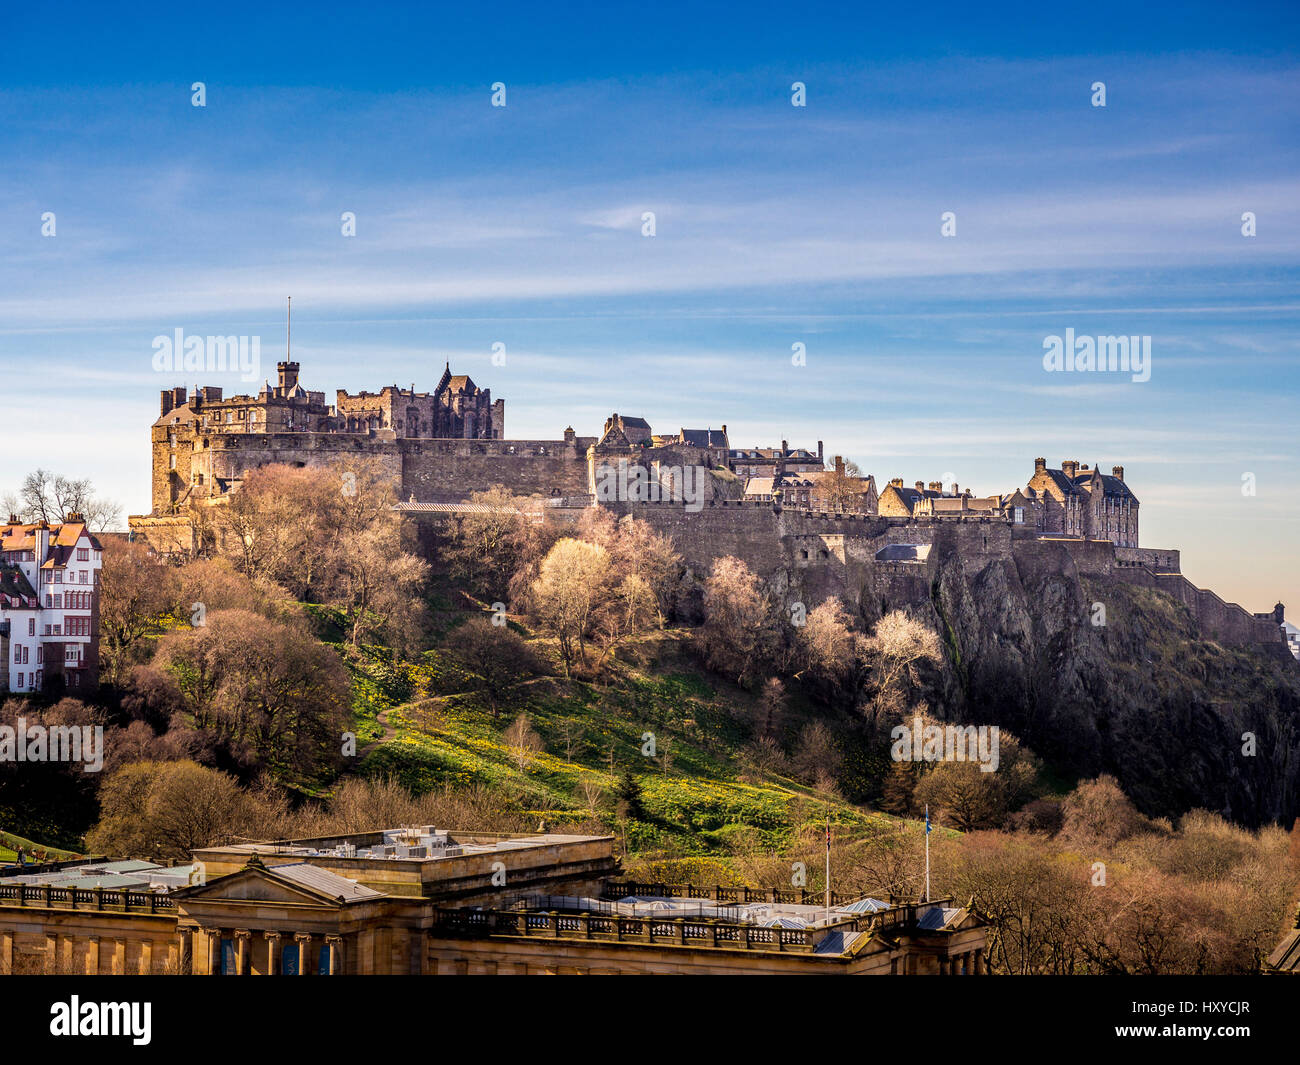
[{"x1": 0, "y1": 517, "x2": 103, "y2": 694}]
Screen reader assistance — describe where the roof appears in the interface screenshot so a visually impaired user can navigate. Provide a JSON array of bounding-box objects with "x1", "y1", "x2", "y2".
[
  {"x1": 1, "y1": 520, "x2": 100, "y2": 559},
  {"x1": 270, "y1": 862, "x2": 384, "y2": 902},
  {"x1": 875, "y1": 544, "x2": 932, "y2": 562},
  {"x1": 1038, "y1": 469, "x2": 1081, "y2": 496},
  {"x1": 0, "y1": 564, "x2": 37, "y2": 604},
  {"x1": 916, "y1": 905, "x2": 964, "y2": 931},
  {"x1": 679, "y1": 428, "x2": 728, "y2": 448},
  {"x1": 1073, "y1": 471, "x2": 1137, "y2": 501},
  {"x1": 1266, "y1": 926, "x2": 1300, "y2": 972}
]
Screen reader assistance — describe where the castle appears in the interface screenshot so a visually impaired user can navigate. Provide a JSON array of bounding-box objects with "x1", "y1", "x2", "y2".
[{"x1": 128, "y1": 361, "x2": 1292, "y2": 658}]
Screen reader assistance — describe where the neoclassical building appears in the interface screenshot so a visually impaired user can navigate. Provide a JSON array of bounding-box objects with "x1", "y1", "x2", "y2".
[{"x1": 0, "y1": 827, "x2": 987, "y2": 976}]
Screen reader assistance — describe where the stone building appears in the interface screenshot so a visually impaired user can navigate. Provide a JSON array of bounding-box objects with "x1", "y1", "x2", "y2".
[
  {"x1": 0, "y1": 827, "x2": 988, "y2": 976},
  {"x1": 729, "y1": 441, "x2": 824, "y2": 479},
  {"x1": 148, "y1": 360, "x2": 503, "y2": 515},
  {"x1": 335, "y1": 364, "x2": 503, "y2": 440},
  {"x1": 1025, "y1": 458, "x2": 1139, "y2": 546},
  {"x1": 878, "y1": 479, "x2": 949, "y2": 518}
]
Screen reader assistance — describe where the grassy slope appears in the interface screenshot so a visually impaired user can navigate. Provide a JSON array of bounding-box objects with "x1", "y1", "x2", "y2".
[
  {"x1": 0, "y1": 830, "x2": 82, "y2": 863},
  {"x1": 345, "y1": 627, "x2": 902, "y2": 860}
]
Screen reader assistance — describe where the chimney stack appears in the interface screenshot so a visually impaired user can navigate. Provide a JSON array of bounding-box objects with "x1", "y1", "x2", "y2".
[
  {"x1": 1061, "y1": 459, "x2": 1079, "y2": 479},
  {"x1": 160, "y1": 389, "x2": 175, "y2": 417},
  {"x1": 1034, "y1": 456, "x2": 1047, "y2": 475},
  {"x1": 818, "y1": 440, "x2": 824, "y2": 461},
  {"x1": 834, "y1": 455, "x2": 845, "y2": 476},
  {"x1": 915, "y1": 481, "x2": 925, "y2": 491},
  {"x1": 1112, "y1": 465, "x2": 1124, "y2": 481}
]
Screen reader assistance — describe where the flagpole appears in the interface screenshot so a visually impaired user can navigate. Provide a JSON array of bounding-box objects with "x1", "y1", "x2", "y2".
[
  {"x1": 924, "y1": 804, "x2": 931, "y2": 903},
  {"x1": 824, "y1": 815, "x2": 831, "y2": 922}
]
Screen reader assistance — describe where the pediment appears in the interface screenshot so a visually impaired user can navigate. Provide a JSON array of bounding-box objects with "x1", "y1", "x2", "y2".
[{"x1": 177, "y1": 866, "x2": 342, "y2": 908}]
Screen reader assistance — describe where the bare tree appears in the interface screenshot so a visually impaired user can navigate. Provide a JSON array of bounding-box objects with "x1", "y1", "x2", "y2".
[{"x1": 504, "y1": 713, "x2": 543, "y2": 772}]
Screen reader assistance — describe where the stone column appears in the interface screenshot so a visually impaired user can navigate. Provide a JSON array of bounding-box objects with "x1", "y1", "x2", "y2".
[
  {"x1": 264, "y1": 931, "x2": 282, "y2": 975},
  {"x1": 974, "y1": 948, "x2": 984, "y2": 975},
  {"x1": 139, "y1": 939, "x2": 153, "y2": 975},
  {"x1": 112, "y1": 938, "x2": 126, "y2": 976},
  {"x1": 324, "y1": 935, "x2": 342, "y2": 976},
  {"x1": 233, "y1": 930, "x2": 252, "y2": 976},
  {"x1": 295, "y1": 933, "x2": 312, "y2": 975},
  {"x1": 0, "y1": 930, "x2": 11, "y2": 975},
  {"x1": 208, "y1": 929, "x2": 223, "y2": 975},
  {"x1": 86, "y1": 935, "x2": 100, "y2": 976}
]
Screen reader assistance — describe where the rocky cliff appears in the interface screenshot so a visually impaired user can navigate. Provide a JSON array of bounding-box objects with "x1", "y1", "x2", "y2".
[{"x1": 924, "y1": 537, "x2": 1300, "y2": 827}]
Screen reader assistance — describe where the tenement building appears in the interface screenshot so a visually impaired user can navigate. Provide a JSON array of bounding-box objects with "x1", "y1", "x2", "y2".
[
  {"x1": 0, "y1": 828, "x2": 986, "y2": 975},
  {"x1": 0, "y1": 516, "x2": 102, "y2": 693}
]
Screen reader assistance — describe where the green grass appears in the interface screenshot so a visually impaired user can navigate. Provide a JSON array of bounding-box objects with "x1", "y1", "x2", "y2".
[
  {"x1": 1, "y1": 830, "x2": 82, "y2": 863},
  {"x1": 353, "y1": 630, "x2": 895, "y2": 857}
]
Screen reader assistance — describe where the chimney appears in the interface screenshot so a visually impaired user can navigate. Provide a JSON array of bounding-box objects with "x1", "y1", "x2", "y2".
[
  {"x1": 915, "y1": 481, "x2": 925, "y2": 491},
  {"x1": 951, "y1": 483, "x2": 958, "y2": 496},
  {"x1": 1034, "y1": 457, "x2": 1046, "y2": 474},
  {"x1": 928, "y1": 481, "x2": 942, "y2": 492},
  {"x1": 160, "y1": 389, "x2": 175, "y2": 417},
  {"x1": 1111, "y1": 465, "x2": 1124, "y2": 481},
  {"x1": 1061, "y1": 460, "x2": 1079, "y2": 479},
  {"x1": 835, "y1": 455, "x2": 845, "y2": 476},
  {"x1": 721, "y1": 424, "x2": 727, "y2": 438},
  {"x1": 173, "y1": 385, "x2": 187, "y2": 411},
  {"x1": 277, "y1": 361, "x2": 300, "y2": 392},
  {"x1": 818, "y1": 440, "x2": 824, "y2": 461},
  {"x1": 890, "y1": 478, "x2": 904, "y2": 487}
]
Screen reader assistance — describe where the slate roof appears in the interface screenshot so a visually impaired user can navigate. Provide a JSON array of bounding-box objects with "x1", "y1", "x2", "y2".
[
  {"x1": 270, "y1": 863, "x2": 384, "y2": 902},
  {"x1": 679, "y1": 428, "x2": 728, "y2": 448},
  {"x1": 875, "y1": 544, "x2": 932, "y2": 563},
  {"x1": 0, "y1": 564, "x2": 37, "y2": 604},
  {"x1": 1073, "y1": 471, "x2": 1137, "y2": 501}
]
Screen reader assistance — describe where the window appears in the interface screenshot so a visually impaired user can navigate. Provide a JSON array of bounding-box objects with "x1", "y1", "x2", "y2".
[
  {"x1": 27, "y1": 618, "x2": 34, "y2": 636},
  {"x1": 53, "y1": 595, "x2": 61, "y2": 609},
  {"x1": 54, "y1": 571, "x2": 61, "y2": 584},
  {"x1": 15, "y1": 673, "x2": 22, "y2": 688},
  {"x1": 36, "y1": 646, "x2": 42, "y2": 664},
  {"x1": 169, "y1": 454, "x2": 176, "y2": 470},
  {"x1": 77, "y1": 548, "x2": 88, "y2": 561},
  {"x1": 13, "y1": 644, "x2": 19, "y2": 663}
]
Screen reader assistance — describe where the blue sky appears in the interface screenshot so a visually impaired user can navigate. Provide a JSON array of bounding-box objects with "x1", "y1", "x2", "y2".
[{"x1": 2, "y1": 1, "x2": 1297, "y2": 612}]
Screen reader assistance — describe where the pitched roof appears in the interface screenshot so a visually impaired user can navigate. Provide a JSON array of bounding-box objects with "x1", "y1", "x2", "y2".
[
  {"x1": 1073, "y1": 472, "x2": 1137, "y2": 501},
  {"x1": 270, "y1": 862, "x2": 383, "y2": 902},
  {"x1": 679, "y1": 428, "x2": 728, "y2": 448}
]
